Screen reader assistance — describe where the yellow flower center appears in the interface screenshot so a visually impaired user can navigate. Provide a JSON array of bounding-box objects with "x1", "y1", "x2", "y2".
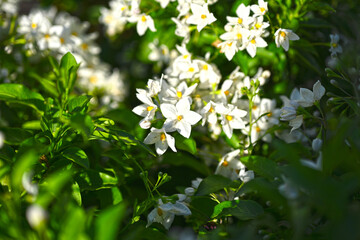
[
  {"x1": 81, "y1": 43, "x2": 88, "y2": 50},
  {"x1": 177, "y1": 115, "x2": 183, "y2": 121},
  {"x1": 176, "y1": 91, "x2": 183, "y2": 98},
  {"x1": 183, "y1": 54, "x2": 189, "y2": 59},
  {"x1": 60, "y1": 38, "x2": 65, "y2": 44},
  {"x1": 141, "y1": 15, "x2": 147, "y2": 22},
  {"x1": 203, "y1": 64, "x2": 208, "y2": 70},
  {"x1": 227, "y1": 42, "x2": 233, "y2": 47},
  {"x1": 252, "y1": 105, "x2": 258, "y2": 110},
  {"x1": 251, "y1": 39, "x2": 256, "y2": 44},
  {"x1": 72, "y1": 32, "x2": 78, "y2": 36},
  {"x1": 162, "y1": 49, "x2": 166, "y2": 55},
  {"x1": 195, "y1": 94, "x2": 201, "y2": 99},
  {"x1": 280, "y1": 31, "x2": 286, "y2": 38},
  {"x1": 238, "y1": 18, "x2": 243, "y2": 24},
  {"x1": 188, "y1": 67, "x2": 195, "y2": 72},
  {"x1": 121, "y1": 6, "x2": 126, "y2": 11},
  {"x1": 224, "y1": 90, "x2": 230, "y2": 95},
  {"x1": 260, "y1": 7, "x2": 265, "y2": 12},
  {"x1": 222, "y1": 160, "x2": 229, "y2": 167},
  {"x1": 255, "y1": 23, "x2": 262, "y2": 29},
  {"x1": 160, "y1": 133, "x2": 166, "y2": 142},
  {"x1": 146, "y1": 106, "x2": 154, "y2": 111},
  {"x1": 237, "y1": 33, "x2": 242, "y2": 39},
  {"x1": 44, "y1": 34, "x2": 50, "y2": 39},
  {"x1": 157, "y1": 207, "x2": 163, "y2": 216},
  {"x1": 209, "y1": 106, "x2": 215, "y2": 113},
  {"x1": 332, "y1": 43, "x2": 337, "y2": 48},
  {"x1": 226, "y1": 115, "x2": 233, "y2": 121},
  {"x1": 267, "y1": 112, "x2": 273, "y2": 117},
  {"x1": 256, "y1": 126, "x2": 261, "y2": 132},
  {"x1": 31, "y1": 23, "x2": 37, "y2": 29},
  {"x1": 201, "y1": 14, "x2": 207, "y2": 19},
  {"x1": 90, "y1": 76, "x2": 98, "y2": 84}
]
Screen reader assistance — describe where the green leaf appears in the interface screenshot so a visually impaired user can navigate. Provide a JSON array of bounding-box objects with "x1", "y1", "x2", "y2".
[
  {"x1": 0, "y1": 127, "x2": 33, "y2": 145},
  {"x1": 29, "y1": 72, "x2": 59, "y2": 97},
  {"x1": 211, "y1": 200, "x2": 264, "y2": 220},
  {"x1": 174, "y1": 134, "x2": 197, "y2": 155},
  {"x1": 72, "y1": 182, "x2": 82, "y2": 206},
  {"x1": 196, "y1": 175, "x2": 234, "y2": 196},
  {"x1": 59, "y1": 205, "x2": 87, "y2": 240},
  {"x1": 67, "y1": 95, "x2": 92, "y2": 113},
  {"x1": 11, "y1": 150, "x2": 39, "y2": 191},
  {"x1": 36, "y1": 169, "x2": 73, "y2": 207},
  {"x1": 0, "y1": 83, "x2": 45, "y2": 113},
  {"x1": 62, "y1": 147, "x2": 89, "y2": 168},
  {"x1": 240, "y1": 156, "x2": 280, "y2": 180},
  {"x1": 59, "y1": 52, "x2": 80, "y2": 94},
  {"x1": 70, "y1": 113, "x2": 94, "y2": 138},
  {"x1": 95, "y1": 203, "x2": 126, "y2": 240}
]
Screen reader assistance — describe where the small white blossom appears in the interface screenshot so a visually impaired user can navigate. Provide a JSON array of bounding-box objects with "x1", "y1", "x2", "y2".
[
  {"x1": 186, "y1": 3, "x2": 216, "y2": 32},
  {"x1": 274, "y1": 28, "x2": 299, "y2": 51},
  {"x1": 144, "y1": 128, "x2": 177, "y2": 155},
  {"x1": 216, "y1": 104, "x2": 247, "y2": 139},
  {"x1": 136, "y1": 14, "x2": 156, "y2": 36},
  {"x1": 147, "y1": 199, "x2": 191, "y2": 230},
  {"x1": 250, "y1": 0, "x2": 268, "y2": 17},
  {"x1": 161, "y1": 98, "x2": 202, "y2": 138}
]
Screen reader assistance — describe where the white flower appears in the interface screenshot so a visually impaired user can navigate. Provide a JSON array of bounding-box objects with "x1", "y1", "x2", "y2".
[
  {"x1": 245, "y1": 34, "x2": 268, "y2": 58},
  {"x1": 216, "y1": 104, "x2": 247, "y2": 139},
  {"x1": 226, "y1": 3, "x2": 254, "y2": 27},
  {"x1": 165, "y1": 81, "x2": 198, "y2": 104},
  {"x1": 26, "y1": 204, "x2": 48, "y2": 229},
  {"x1": 136, "y1": 14, "x2": 156, "y2": 36},
  {"x1": 215, "y1": 149, "x2": 242, "y2": 180},
  {"x1": 297, "y1": 80, "x2": 325, "y2": 107},
  {"x1": 329, "y1": 34, "x2": 342, "y2": 57},
  {"x1": 186, "y1": 3, "x2": 217, "y2": 32},
  {"x1": 217, "y1": 41, "x2": 238, "y2": 61},
  {"x1": 147, "y1": 199, "x2": 191, "y2": 230},
  {"x1": 274, "y1": 28, "x2": 299, "y2": 51},
  {"x1": 239, "y1": 168, "x2": 254, "y2": 183},
  {"x1": 161, "y1": 98, "x2": 202, "y2": 138},
  {"x1": 200, "y1": 101, "x2": 218, "y2": 126},
  {"x1": 132, "y1": 93, "x2": 158, "y2": 129},
  {"x1": 250, "y1": 0, "x2": 268, "y2": 17},
  {"x1": 144, "y1": 128, "x2": 177, "y2": 155}
]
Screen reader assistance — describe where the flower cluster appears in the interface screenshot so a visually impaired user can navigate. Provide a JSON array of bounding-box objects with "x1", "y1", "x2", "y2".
[
  {"x1": 16, "y1": 7, "x2": 127, "y2": 108},
  {"x1": 280, "y1": 80, "x2": 325, "y2": 133},
  {"x1": 100, "y1": 0, "x2": 156, "y2": 36},
  {"x1": 147, "y1": 178, "x2": 202, "y2": 229},
  {"x1": 218, "y1": 0, "x2": 299, "y2": 59},
  {"x1": 133, "y1": 44, "x2": 281, "y2": 157}
]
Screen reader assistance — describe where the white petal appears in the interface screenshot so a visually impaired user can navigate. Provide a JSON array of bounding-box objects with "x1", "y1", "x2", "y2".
[
  {"x1": 177, "y1": 120, "x2": 191, "y2": 138},
  {"x1": 161, "y1": 103, "x2": 177, "y2": 119},
  {"x1": 155, "y1": 140, "x2": 168, "y2": 155},
  {"x1": 184, "y1": 111, "x2": 202, "y2": 125},
  {"x1": 166, "y1": 133, "x2": 177, "y2": 152},
  {"x1": 313, "y1": 80, "x2": 325, "y2": 101},
  {"x1": 144, "y1": 131, "x2": 159, "y2": 144},
  {"x1": 176, "y1": 98, "x2": 190, "y2": 115}
]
